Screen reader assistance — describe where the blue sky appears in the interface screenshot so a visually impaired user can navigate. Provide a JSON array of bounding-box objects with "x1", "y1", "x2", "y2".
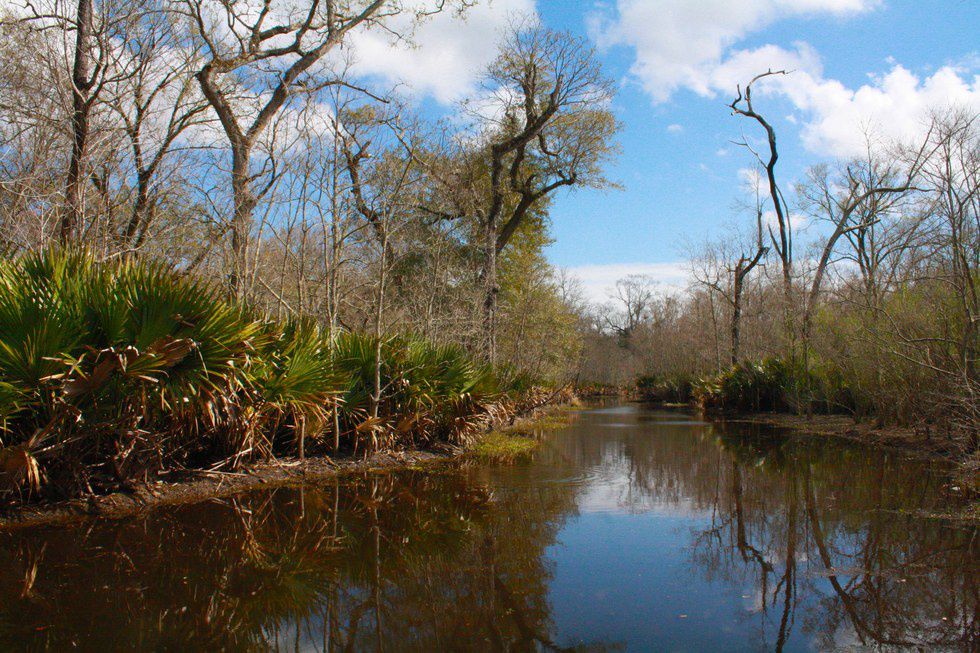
[
  {"x1": 520, "y1": 0, "x2": 980, "y2": 299},
  {"x1": 351, "y1": 0, "x2": 979, "y2": 299}
]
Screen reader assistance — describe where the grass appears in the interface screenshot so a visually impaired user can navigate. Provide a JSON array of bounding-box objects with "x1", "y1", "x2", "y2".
[
  {"x1": 470, "y1": 432, "x2": 540, "y2": 462},
  {"x1": 469, "y1": 405, "x2": 578, "y2": 462}
]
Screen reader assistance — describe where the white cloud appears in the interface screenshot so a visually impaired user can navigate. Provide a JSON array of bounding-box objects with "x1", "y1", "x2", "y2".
[
  {"x1": 719, "y1": 51, "x2": 980, "y2": 157},
  {"x1": 666, "y1": 123, "x2": 684, "y2": 133},
  {"x1": 590, "y1": 0, "x2": 875, "y2": 103},
  {"x1": 793, "y1": 65, "x2": 980, "y2": 156},
  {"x1": 567, "y1": 262, "x2": 690, "y2": 303},
  {"x1": 592, "y1": 0, "x2": 980, "y2": 158},
  {"x1": 738, "y1": 166, "x2": 764, "y2": 189},
  {"x1": 348, "y1": 0, "x2": 537, "y2": 104}
]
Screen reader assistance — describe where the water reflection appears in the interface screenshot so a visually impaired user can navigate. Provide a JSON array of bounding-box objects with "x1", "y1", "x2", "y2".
[{"x1": 0, "y1": 405, "x2": 975, "y2": 651}]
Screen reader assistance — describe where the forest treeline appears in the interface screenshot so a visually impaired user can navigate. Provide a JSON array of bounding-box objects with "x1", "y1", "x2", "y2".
[
  {"x1": 0, "y1": 1, "x2": 614, "y2": 371},
  {"x1": 580, "y1": 74, "x2": 977, "y2": 459}
]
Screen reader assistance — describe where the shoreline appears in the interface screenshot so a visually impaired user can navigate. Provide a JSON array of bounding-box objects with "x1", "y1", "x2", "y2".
[
  {"x1": 623, "y1": 398, "x2": 978, "y2": 502},
  {"x1": 729, "y1": 412, "x2": 979, "y2": 519},
  {"x1": 623, "y1": 397, "x2": 976, "y2": 462},
  {"x1": 0, "y1": 401, "x2": 576, "y2": 532},
  {"x1": 4, "y1": 400, "x2": 975, "y2": 530},
  {"x1": 723, "y1": 412, "x2": 968, "y2": 460}
]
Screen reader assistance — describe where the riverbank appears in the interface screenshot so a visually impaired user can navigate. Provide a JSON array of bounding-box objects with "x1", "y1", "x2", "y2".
[
  {"x1": 632, "y1": 398, "x2": 976, "y2": 460},
  {"x1": 0, "y1": 399, "x2": 578, "y2": 531},
  {"x1": 713, "y1": 411, "x2": 979, "y2": 503}
]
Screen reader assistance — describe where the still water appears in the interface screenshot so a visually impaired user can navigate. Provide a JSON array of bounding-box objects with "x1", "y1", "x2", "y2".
[{"x1": 0, "y1": 404, "x2": 976, "y2": 651}]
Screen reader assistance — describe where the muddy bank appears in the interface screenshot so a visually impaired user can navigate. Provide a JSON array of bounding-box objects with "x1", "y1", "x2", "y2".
[
  {"x1": 718, "y1": 411, "x2": 979, "y2": 502},
  {"x1": 631, "y1": 399, "x2": 971, "y2": 460},
  {"x1": 725, "y1": 412, "x2": 967, "y2": 459},
  {"x1": 631, "y1": 401, "x2": 977, "y2": 492},
  {"x1": 0, "y1": 402, "x2": 576, "y2": 532}
]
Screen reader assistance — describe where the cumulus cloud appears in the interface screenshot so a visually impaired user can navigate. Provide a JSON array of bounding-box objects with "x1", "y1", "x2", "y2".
[
  {"x1": 791, "y1": 65, "x2": 980, "y2": 156},
  {"x1": 590, "y1": 0, "x2": 875, "y2": 102},
  {"x1": 666, "y1": 123, "x2": 684, "y2": 133},
  {"x1": 591, "y1": 0, "x2": 980, "y2": 158},
  {"x1": 348, "y1": 0, "x2": 537, "y2": 104},
  {"x1": 720, "y1": 49, "x2": 980, "y2": 157}
]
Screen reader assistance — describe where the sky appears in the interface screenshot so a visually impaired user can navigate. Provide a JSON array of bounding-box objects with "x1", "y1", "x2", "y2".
[
  {"x1": 536, "y1": 0, "x2": 980, "y2": 300},
  {"x1": 350, "y1": 0, "x2": 980, "y2": 301}
]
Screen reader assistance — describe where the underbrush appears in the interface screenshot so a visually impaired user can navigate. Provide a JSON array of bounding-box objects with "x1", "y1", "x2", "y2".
[
  {"x1": 635, "y1": 374, "x2": 694, "y2": 403},
  {"x1": 691, "y1": 358, "x2": 860, "y2": 414},
  {"x1": 0, "y1": 250, "x2": 550, "y2": 505}
]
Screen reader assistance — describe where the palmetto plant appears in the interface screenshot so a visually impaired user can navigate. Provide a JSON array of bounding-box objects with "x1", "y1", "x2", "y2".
[
  {"x1": 0, "y1": 250, "x2": 264, "y2": 496},
  {"x1": 332, "y1": 334, "x2": 500, "y2": 446},
  {"x1": 250, "y1": 319, "x2": 342, "y2": 457},
  {"x1": 0, "y1": 250, "x2": 524, "y2": 503}
]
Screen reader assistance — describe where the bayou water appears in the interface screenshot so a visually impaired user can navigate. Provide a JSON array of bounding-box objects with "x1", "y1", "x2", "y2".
[{"x1": 0, "y1": 404, "x2": 975, "y2": 651}]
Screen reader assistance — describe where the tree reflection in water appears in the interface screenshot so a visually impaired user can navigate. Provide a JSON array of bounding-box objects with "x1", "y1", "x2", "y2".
[
  {"x1": 684, "y1": 428, "x2": 976, "y2": 650},
  {"x1": 0, "y1": 406, "x2": 975, "y2": 652},
  {"x1": 0, "y1": 469, "x2": 602, "y2": 652}
]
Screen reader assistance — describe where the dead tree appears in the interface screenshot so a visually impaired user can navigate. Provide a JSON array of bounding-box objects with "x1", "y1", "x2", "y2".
[{"x1": 730, "y1": 70, "x2": 795, "y2": 349}]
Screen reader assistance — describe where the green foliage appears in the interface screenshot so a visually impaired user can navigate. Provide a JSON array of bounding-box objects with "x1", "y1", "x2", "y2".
[
  {"x1": 692, "y1": 357, "x2": 860, "y2": 414},
  {"x1": 496, "y1": 216, "x2": 582, "y2": 382},
  {"x1": 0, "y1": 250, "x2": 541, "y2": 503},
  {"x1": 693, "y1": 359, "x2": 791, "y2": 412},
  {"x1": 471, "y1": 432, "x2": 539, "y2": 461},
  {"x1": 635, "y1": 374, "x2": 694, "y2": 403},
  {"x1": 333, "y1": 333, "x2": 500, "y2": 445}
]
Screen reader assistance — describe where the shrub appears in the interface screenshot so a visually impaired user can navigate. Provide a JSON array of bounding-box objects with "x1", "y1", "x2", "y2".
[
  {"x1": 692, "y1": 357, "x2": 862, "y2": 415},
  {"x1": 693, "y1": 359, "x2": 786, "y2": 412},
  {"x1": 0, "y1": 250, "x2": 263, "y2": 497},
  {"x1": 635, "y1": 374, "x2": 694, "y2": 403}
]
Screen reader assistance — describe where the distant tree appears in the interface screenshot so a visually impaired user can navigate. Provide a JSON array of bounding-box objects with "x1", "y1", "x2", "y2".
[{"x1": 606, "y1": 274, "x2": 656, "y2": 340}]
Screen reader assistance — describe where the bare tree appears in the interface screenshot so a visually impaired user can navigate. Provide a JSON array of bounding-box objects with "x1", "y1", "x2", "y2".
[
  {"x1": 105, "y1": 1, "x2": 211, "y2": 250},
  {"x1": 0, "y1": 14, "x2": 70, "y2": 248},
  {"x1": 19, "y1": 0, "x2": 132, "y2": 243},
  {"x1": 342, "y1": 104, "x2": 423, "y2": 449},
  {"x1": 181, "y1": 0, "x2": 466, "y2": 297},
  {"x1": 606, "y1": 274, "x2": 655, "y2": 339},
  {"x1": 730, "y1": 70, "x2": 795, "y2": 348},
  {"x1": 63, "y1": 0, "x2": 98, "y2": 242},
  {"x1": 691, "y1": 232, "x2": 767, "y2": 367},
  {"x1": 797, "y1": 144, "x2": 926, "y2": 359}
]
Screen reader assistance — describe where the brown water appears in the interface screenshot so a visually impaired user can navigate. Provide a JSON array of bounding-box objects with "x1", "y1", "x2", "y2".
[{"x1": 0, "y1": 404, "x2": 976, "y2": 651}]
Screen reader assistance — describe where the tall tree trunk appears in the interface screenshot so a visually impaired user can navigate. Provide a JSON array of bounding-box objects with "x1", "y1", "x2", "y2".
[
  {"x1": 482, "y1": 215, "x2": 498, "y2": 364},
  {"x1": 731, "y1": 275, "x2": 744, "y2": 366},
  {"x1": 369, "y1": 234, "x2": 388, "y2": 453},
  {"x1": 62, "y1": 0, "x2": 95, "y2": 244},
  {"x1": 230, "y1": 145, "x2": 255, "y2": 299},
  {"x1": 123, "y1": 171, "x2": 152, "y2": 248}
]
